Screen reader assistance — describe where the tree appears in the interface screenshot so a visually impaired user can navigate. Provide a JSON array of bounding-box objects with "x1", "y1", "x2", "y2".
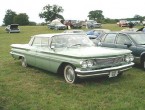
[
  {"x1": 134, "y1": 14, "x2": 144, "y2": 22},
  {"x1": 88, "y1": 10, "x2": 104, "y2": 23},
  {"x1": 3, "y1": 9, "x2": 17, "y2": 25},
  {"x1": 13, "y1": 13, "x2": 29, "y2": 25},
  {"x1": 39, "y1": 4, "x2": 64, "y2": 22}
]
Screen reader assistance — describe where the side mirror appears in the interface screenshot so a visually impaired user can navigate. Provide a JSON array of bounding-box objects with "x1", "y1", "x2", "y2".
[
  {"x1": 97, "y1": 42, "x2": 102, "y2": 46},
  {"x1": 124, "y1": 42, "x2": 132, "y2": 47}
]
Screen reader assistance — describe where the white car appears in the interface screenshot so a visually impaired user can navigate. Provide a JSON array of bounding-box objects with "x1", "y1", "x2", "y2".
[
  {"x1": 63, "y1": 29, "x2": 85, "y2": 34},
  {"x1": 86, "y1": 20, "x2": 102, "y2": 28},
  {"x1": 48, "y1": 19, "x2": 66, "y2": 30},
  {"x1": 5, "y1": 24, "x2": 20, "y2": 33}
]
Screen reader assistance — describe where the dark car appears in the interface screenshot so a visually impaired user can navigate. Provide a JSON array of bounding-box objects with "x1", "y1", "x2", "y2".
[
  {"x1": 64, "y1": 20, "x2": 82, "y2": 29},
  {"x1": 97, "y1": 31, "x2": 145, "y2": 69},
  {"x1": 5, "y1": 24, "x2": 20, "y2": 33}
]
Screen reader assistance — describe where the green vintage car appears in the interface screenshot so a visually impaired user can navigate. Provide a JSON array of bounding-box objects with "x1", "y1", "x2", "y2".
[{"x1": 10, "y1": 33, "x2": 134, "y2": 83}]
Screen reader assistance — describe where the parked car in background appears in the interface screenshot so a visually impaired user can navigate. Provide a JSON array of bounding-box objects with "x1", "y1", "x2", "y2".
[
  {"x1": 63, "y1": 29, "x2": 85, "y2": 34},
  {"x1": 64, "y1": 20, "x2": 82, "y2": 29},
  {"x1": 97, "y1": 31, "x2": 145, "y2": 69},
  {"x1": 5, "y1": 24, "x2": 20, "y2": 33},
  {"x1": 48, "y1": 19, "x2": 66, "y2": 30},
  {"x1": 86, "y1": 20, "x2": 102, "y2": 28},
  {"x1": 86, "y1": 29, "x2": 111, "y2": 39},
  {"x1": 86, "y1": 29, "x2": 111, "y2": 44},
  {"x1": 117, "y1": 20, "x2": 128, "y2": 27},
  {"x1": 10, "y1": 33, "x2": 134, "y2": 84}
]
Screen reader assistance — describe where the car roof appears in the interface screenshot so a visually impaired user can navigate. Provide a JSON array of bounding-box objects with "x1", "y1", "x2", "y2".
[{"x1": 33, "y1": 33, "x2": 86, "y2": 38}]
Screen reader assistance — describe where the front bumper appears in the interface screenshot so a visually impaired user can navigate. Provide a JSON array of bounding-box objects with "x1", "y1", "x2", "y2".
[{"x1": 75, "y1": 62, "x2": 134, "y2": 78}]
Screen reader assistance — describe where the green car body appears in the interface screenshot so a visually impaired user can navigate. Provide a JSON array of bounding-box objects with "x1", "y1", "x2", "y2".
[{"x1": 10, "y1": 33, "x2": 134, "y2": 83}]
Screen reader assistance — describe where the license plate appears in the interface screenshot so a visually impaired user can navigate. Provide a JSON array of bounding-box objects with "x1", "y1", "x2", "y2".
[{"x1": 109, "y1": 71, "x2": 118, "y2": 78}]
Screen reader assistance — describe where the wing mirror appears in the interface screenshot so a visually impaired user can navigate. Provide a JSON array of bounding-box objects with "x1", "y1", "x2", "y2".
[
  {"x1": 124, "y1": 42, "x2": 132, "y2": 47},
  {"x1": 97, "y1": 42, "x2": 102, "y2": 46}
]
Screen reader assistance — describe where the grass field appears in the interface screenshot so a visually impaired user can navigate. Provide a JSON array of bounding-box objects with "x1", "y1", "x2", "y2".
[{"x1": 0, "y1": 24, "x2": 145, "y2": 110}]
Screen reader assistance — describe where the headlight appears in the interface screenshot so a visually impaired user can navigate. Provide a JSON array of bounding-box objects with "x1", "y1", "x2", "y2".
[
  {"x1": 80, "y1": 61, "x2": 88, "y2": 68},
  {"x1": 129, "y1": 54, "x2": 134, "y2": 61},
  {"x1": 125, "y1": 56, "x2": 130, "y2": 62},
  {"x1": 80, "y1": 60, "x2": 94, "y2": 68},
  {"x1": 87, "y1": 60, "x2": 94, "y2": 67},
  {"x1": 125, "y1": 54, "x2": 134, "y2": 62}
]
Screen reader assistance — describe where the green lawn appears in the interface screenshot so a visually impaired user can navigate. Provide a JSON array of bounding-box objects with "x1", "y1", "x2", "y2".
[{"x1": 0, "y1": 24, "x2": 145, "y2": 110}]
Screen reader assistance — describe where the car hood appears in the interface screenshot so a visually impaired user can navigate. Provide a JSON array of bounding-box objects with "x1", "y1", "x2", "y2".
[{"x1": 56, "y1": 46, "x2": 131, "y2": 58}]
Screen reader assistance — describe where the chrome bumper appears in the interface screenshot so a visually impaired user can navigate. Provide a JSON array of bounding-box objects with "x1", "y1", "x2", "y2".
[{"x1": 75, "y1": 62, "x2": 134, "y2": 78}]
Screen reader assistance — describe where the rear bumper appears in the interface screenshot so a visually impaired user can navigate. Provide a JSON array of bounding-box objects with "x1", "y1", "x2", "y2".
[{"x1": 75, "y1": 62, "x2": 134, "y2": 78}]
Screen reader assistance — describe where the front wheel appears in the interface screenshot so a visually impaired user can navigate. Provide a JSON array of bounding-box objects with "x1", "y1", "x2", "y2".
[
  {"x1": 21, "y1": 57, "x2": 27, "y2": 67},
  {"x1": 64, "y1": 65, "x2": 78, "y2": 84}
]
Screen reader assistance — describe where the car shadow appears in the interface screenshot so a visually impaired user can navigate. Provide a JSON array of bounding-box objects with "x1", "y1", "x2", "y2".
[{"x1": 16, "y1": 62, "x2": 132, "y2": 85}]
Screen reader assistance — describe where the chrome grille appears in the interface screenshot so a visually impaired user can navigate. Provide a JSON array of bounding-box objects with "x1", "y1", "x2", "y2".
[{"x1": 95, "y1": 57, "x2": 124, "y2": 66}]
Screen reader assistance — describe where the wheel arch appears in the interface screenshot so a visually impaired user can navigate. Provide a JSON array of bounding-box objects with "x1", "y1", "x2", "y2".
[
  {"x1": 18, "y1": 55, "x2": 25, "y2": 60},
  {"x1": 140, "y1": 52, "x2": 145, "y2": 63},
  {"x1": 57, "y1": 62, "x2": 76, "y2": 74}
]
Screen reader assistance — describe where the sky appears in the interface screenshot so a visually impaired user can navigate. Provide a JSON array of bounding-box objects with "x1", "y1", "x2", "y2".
[{"x1": 0, "y1": 0, "x2": 145, "y2": 25}]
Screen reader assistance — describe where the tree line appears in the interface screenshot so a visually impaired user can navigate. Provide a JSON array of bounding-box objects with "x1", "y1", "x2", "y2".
[{"x1": 3, "y1": 4, "x2": 145, "y2": 26}]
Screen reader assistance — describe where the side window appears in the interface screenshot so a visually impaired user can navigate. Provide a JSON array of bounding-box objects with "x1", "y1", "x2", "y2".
[
  {"x1": 41, "y1": 38, "x2": 49, "y2": 48},
  {"x1": 32, "y1": 37, "x2": 49, "y2": 47},
  {"x1": 51, "y1": 36, "x2": 67, "y2": 48},
  {"x1": 104, "y1": 34, "x2": 116, "y2": 43},
  {"x1": 51, "y1": 36, "x2": 63, "y2": 48},
  {"x1": 116, "y1": 34, "x2": 131, "y2": 44},
  {"x1": 100, "y1": 34, "x2": 107, "y2": 42}
]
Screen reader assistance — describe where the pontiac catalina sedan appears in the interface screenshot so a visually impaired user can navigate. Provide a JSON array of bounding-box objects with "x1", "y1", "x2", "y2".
[{"x1": 10, "y1": 33, "x2": 134, "y2": 83}]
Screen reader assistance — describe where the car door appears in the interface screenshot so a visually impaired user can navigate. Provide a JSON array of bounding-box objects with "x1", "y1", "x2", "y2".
[
  {"x1": 100, "y1": 33, "x2": 117, "y2": 48},
  {"x1": 35, "y1": 37, "x2": 51, "y2": 70},
  {"x1": 25, "y1": 37, "x2": 41, "y2": 66},
  {"x1": 115, "y1": 33, "x2": 137, "y2": 55}
]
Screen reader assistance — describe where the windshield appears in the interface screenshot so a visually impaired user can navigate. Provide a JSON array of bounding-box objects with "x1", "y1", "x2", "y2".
[
  {"x1": 51, "y1": 34, "x2": 94, "y2": 48},
  {"x1": 129, "y1": 33, "x2": 145, "y2": 44}
]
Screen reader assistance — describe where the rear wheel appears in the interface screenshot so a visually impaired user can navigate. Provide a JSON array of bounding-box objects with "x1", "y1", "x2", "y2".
[
  {"x1": 21, "y1": 57, "x2": 27, "y2": 67},
  {"x1": 64, "y1": 64, "x2": 78, "y2": 84}
]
